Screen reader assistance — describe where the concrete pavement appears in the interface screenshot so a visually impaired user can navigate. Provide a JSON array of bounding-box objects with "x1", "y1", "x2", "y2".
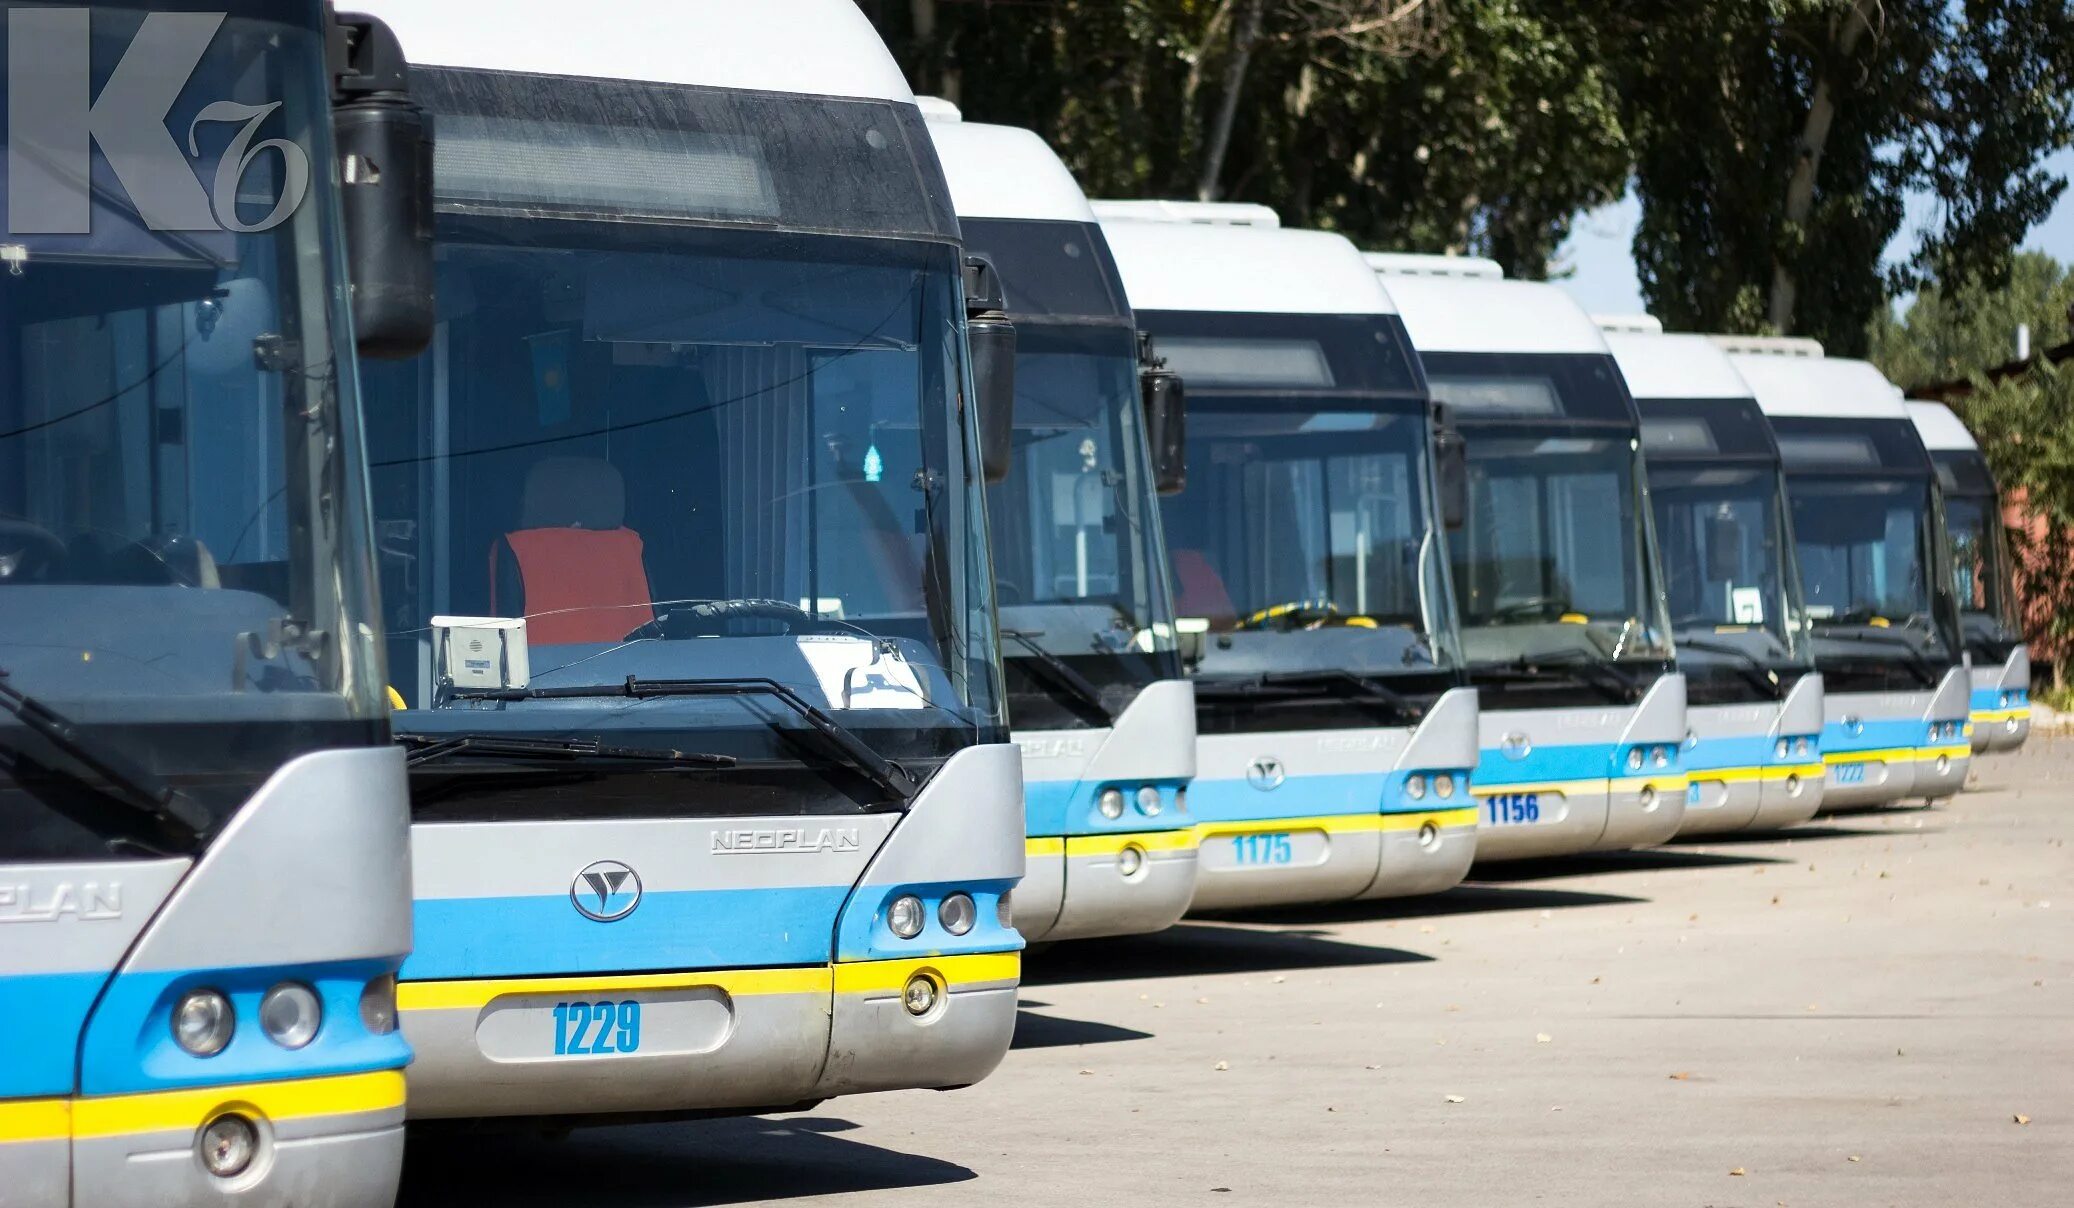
[{"x1": 400, "y1": 741, "x2": 2074, "y2": 1206}]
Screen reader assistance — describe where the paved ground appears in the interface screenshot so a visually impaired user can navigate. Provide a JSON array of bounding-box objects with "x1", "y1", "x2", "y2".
[{"x1": 399, "y1": 742, "x2": 2074, "y2": 1207}]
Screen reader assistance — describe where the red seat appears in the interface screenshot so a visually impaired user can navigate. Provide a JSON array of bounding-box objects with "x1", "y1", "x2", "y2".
[
  {"x1": 490, "y1": 457, "x2": 655, "y2": 645},
  {"x1": 1171, "y1": 548, "x2": 1237, "y2": 630}
]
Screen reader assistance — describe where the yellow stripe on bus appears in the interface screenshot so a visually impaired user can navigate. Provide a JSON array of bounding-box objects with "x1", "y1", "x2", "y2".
[
  {"x1": 1064, "y1": 829, "x2": 1200, "y2": 857},
  {"x1": 399, "y1": 965, "x2": 833, "y2": 1012},
  {"x1": 1196, "y1": 807, "x2": 1477, "y2": 840},
  {"x1": 0, "y1": 1071, "x2": 409, "y2": 1145},
  {"x1": 1688, "y1": 763, "x2": 1825, "y2": 785},
  {"x1": 831, "y1": 952, "x2": 1022, "y2": 995}
]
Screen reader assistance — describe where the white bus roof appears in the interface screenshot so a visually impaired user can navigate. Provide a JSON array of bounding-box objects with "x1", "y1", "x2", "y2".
[
  {"x1": 351, "y1": 0, "x2": 915, "y2": 102},
  {"x1": 1709, "y1": 334, "x2": 1826, "y2": 359},
  {"x1": 1594, "y1": 312, "x2": 1665, "y2": 335},
  {"x1": 925, "y1": 118, "x2": 1096, "y2": 224},
  {"x1": 1727, "y1": 353, "x2": 1910, "y2": 420},
  {"x1": 1089, "y1": 199, "x2": 1282, "y2": 228},
  {"x1": 1364, "y1": 251, "x2": 1504, "y2": 280},
  {"x1": 1604, "y1": 331, "x2": 1755, "y2": 401},
  {"x1": 1097, "y1": 217, "x2": 1397, "y2": 315},
  {"x1": 1905, "y1": 400, "x2": 1980, "y2": 452},
  {"x1": 1380, "y1": 273, "x2": 1610, "y2": 355}
]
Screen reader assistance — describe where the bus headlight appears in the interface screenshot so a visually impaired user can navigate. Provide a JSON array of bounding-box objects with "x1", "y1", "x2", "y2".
[
  {"x1": 1794, "y1": 736, "x2": 1811, "y2": 758},
  {"x1": 1626, "y1": 748, "x2": 1644, "y2": 773},
  {"x1": 1136, "y1": 786, "x2": 1164, "y2": 816},
  {"x1": 1117, "y1": 845, "x2": 1146, "y2": 877},
  {"x1": 259, "y1": 983, "x2": 321, "y2": 1050},
  {"x1": 1175, "y1": 786, "x2": 1189, "y2": 814},
  {"x1": 1775, "y1": 739, "x2": 1791, "y2": 760},
  {"x1": 1405, "y1": 774, "x2": 1427, "y2": 801},
  {"x1": 197, "y1": 1113, "x2": 257, "y2": 1179},
  {"x1": 939, "y1": 893, "x2": 977, "y2": 936},
  {"x1": 360, "y1": 975, "x2": 398, "y2": 1035},
  {"x1": 888, "y1": 895, "x2": 925, "y2": 939},
  {"x1": 1652, "y1": 746, "x2": 1671, "y2": 768},
  {"x1": 1098, "y1": 788, "x2": 1126, "y2": 819},
  {"x1": 172, "y1": 990, "x2": 234, "y2": 1057},
  {"x1": 997, "y1": 891, "x2": 1014, "y2": 930},
  {"x1": 1434, "y1": 773, "x2": 1455, "y2": 799},
  {"x1": 1785, "y1": 773, "x2": 1803, "y2": 797}
]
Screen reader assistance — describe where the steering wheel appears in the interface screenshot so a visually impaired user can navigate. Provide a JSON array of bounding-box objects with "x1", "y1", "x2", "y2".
[
  {"x1": 1235, "y1": 600, "x2": 1344, "y2": 632},
  {"x1": 0, "y1": 519, "x2": 67, "y2": 583},
  {"x1": 626, "y1": 599, "x2": 835, "y2": 642}
]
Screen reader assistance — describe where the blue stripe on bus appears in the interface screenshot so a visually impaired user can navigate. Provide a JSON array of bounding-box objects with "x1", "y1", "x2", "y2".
[
  {"x1": 1185, "y1": 771, "x2": 1386, "y2": 825},
  {"x1": 1971, "y1": 685, "x2": 2025, "y2": 711},
  {"x1": 66, "y1": 958, "x2": 411, "y2": 1098},
  {"x1": 403, "y1": 885, "x2": 853, "y2": 982},
  {"x1": 833, "y1": 877, "x2": 1023, "y2": 964},
  {"x1": 1820, "y1": 711, "x2": 1931, "y2": 754},
  {"x1": 1682, "y1": 731, "x2": 1780, "y2": 774},
  {"x1": 1022, "y1": 777, "x2": 1196, "y2": 839},
  {"x1": 0, "y1": 969, "x2": 108, "y2": 1098},
  {"x1": 1473, "y1": 741, "x2": 1627, "y2": 789}
]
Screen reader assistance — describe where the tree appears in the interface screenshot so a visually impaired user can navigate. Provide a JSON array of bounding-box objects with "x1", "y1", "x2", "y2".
[
  {"x1": 862, "y1": 0, "x2": 1629, "y2": 278},
  {"x1": 1619, "y1": 0, "x2": 2074, "y2": 355},
  {"x1": 1868, "y1": 252, "x2": 2074, "y2": 389}
]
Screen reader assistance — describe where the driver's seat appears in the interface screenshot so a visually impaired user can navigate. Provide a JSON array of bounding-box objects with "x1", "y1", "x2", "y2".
[{"x1": 489, "y1": 457, "x2": 655, "y2": 645}]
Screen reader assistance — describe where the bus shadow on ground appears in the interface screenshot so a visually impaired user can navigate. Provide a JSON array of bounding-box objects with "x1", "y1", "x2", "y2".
[
  {"x1": 1011, "y1": 1005, "x2": 1155, "y2": 1050},
  {"x1": 1022, "y1": 921, "x2": 1431, "y2": 987},
  {"x1": 398, "y1": 1114, "x2": 973, "y2": 1207},
  {"x1": 1664, "y1": 821, "x2": 1941, "y2": 846},
  {"x1": 1467, "y1": 846, "x2": 1791, "y2": 883},
  {"x1": 1209, "y1": 883, "x2": 1647, "y2": 929}
]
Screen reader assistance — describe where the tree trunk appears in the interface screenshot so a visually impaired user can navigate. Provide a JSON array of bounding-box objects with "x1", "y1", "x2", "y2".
[
  {"x1": 1197, "y1": 0, "x2": 1265, "y2": 202},
  {"x1": 1768, "y1": 0, "x2": 1876, "y2": 333},
  {"x1": 909, "y1": 0, "x2": 941, "y2": 96}
]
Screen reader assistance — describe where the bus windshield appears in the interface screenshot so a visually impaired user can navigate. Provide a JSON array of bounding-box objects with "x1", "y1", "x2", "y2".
[
  {"x1": 1944, "y1": 492, "x2": 2023, "y2": 661},
  {"x1": 364, "y1": 217, "x2": 1005, "y2": 797},
  {"x1": 1648, "y1": 462, "x2": 1813, "y2": 703},
  {"x1": 1427, "y1": 353, "x2": 1673, "y2": 687},
  {"x1": 1, "y1": 1, "x2": 385, "y2": 856},
  {"x1": 988, "y1": 324, "x2": 1180, "y2": 728}
]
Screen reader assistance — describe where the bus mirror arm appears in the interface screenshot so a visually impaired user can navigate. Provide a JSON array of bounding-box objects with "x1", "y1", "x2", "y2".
[
  {"x1": 1138, "y1": 331, "x2": 1188, "y2": 496},
  {"x1": 963, "y1": 254, "x2": 1016, "y2": 485},
  {"x1": 331, "y1": 10, "x2": 436, "y2": 360},
  {"x1": 1433, "y1": 404, "x2": 1469, "y2": 531}
]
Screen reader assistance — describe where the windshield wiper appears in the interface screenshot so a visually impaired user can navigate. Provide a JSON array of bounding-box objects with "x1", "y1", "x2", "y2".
[
  {"x1": 1195, "y1": 668, "x2": 1421, "y2": 717},
  {"x1": 1814, "y1": 629, "x2": 1940, "y2": 687},
  {"x1": 398, "y1": 732, "x2": 737, "y2": 771},
  {"x1": 1001, "y1": 629, "x2": 1114, "y2": 723},
  {"x1": 0, "y1": 669, "x2": 209, "y2": 853},
  {"x1": 1673, "y1": 635, "x2": 1786, "y2": 700},
  {"x1": 1476, "y1": 652, "x2": 1641, "y2": 704},
  {"x1": 447, "y1": 675, "x2": 917, "y2": 802}
]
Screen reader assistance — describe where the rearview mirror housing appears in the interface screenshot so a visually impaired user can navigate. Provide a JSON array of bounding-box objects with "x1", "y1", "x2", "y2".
[
  {"x1": 1432, "y1": 403, "x2": 1469, "y2": 531},
  {"x1": 1138, "y1": 332, "x2": 1187, "y2": 495},
  {"x1": 331, "y1": 11, "x2": 436, "y2": 360},
  {"x1": 963, "y1": 254, "x2": 1016, "y2": 485}
]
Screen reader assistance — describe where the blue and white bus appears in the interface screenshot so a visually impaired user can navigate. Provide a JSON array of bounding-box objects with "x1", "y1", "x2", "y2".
[
  {"x1": 927, "y1": 111, "x2": 1199, "y2": 941},
  {"x1": 1, "y1": 3, "x2": 430, "y2": 1202},
  {"x1": 354, "y1": 0, "x2": 1024, "y2": 1123},
  {"x1": 1375, "y1": 257, "x2": 1688, "y2": 859},
  {"x1": 1907, "y1": 401, "x2": 2030, "y2": 755},
  {"x1": 1602, "y1": 321, "x2": 1825, "y2": 833},
  {"x1": 1726, "y1": 343, "x2": 1971, "y2": 807},
  {"x1": 1096, "y1": 203, "x2": 1480, "y2": 910}
]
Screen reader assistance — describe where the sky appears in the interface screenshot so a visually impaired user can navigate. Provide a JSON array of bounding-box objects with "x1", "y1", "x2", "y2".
[{"x1": 1555, "y1": 146, "x2": 2074, "y2": 319}]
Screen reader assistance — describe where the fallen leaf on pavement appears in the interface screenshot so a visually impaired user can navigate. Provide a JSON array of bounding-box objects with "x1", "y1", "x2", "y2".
[
  {"x1": 2015, "y1": 1114, "x2": 2031, "y2": 1125},
  {"x1": 1213, "y1": 1061, "x2": 1229, "y2": 1072},
  {"x1": 1730, "y1": 1168, "x2": 1747, "y2": 1177},
  {"x1": 1445, "y1": 1094, "x2": 1466, "y2": 1104},
  {"x1": 1536, "y1": 1033, "x2": 1552, "y2": 1043}
]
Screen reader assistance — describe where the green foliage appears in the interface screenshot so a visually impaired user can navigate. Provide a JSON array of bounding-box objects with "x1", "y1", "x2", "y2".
[
  {"x1": 1949, "y1": 356, "x2": 2074, "y2": 678},
  {"x1": 1869, "y1": 252, "x2": 2074, "y2": 389}
]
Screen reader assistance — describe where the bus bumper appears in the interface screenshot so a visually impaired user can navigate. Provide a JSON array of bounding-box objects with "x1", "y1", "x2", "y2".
[
  {"x1": 1189, "y1": 819, "x2": 1383, "y2": 910},
  {"x1": 57, "y1": 1070, "x2": 404, "y2": 1208},
  {"x1": 1469, "y1": 788, "x2": 1609, "y2": 861},
  {"x1": 1360, "y1": 809, "x2": 1477, "y2": 899},
  {"x1": 1594, "y1": 776, "x2": 1689, "y2": 851},
  {"x1": 1749, "y1": 765, "x2": 1825, "y2": 830},
  {"x1": 1673, "y1": 774, "x2": 1763, "y2": 836},
  {"x1": 1913, "y1": 745, "x2": 1971, "y2": 800},
  {"x1": 1022, "y1": 833, "x2": 1198, "y2": 943},
  {"x1": 811, "y1": 953, "x2": 1020, "y2": 1096}
]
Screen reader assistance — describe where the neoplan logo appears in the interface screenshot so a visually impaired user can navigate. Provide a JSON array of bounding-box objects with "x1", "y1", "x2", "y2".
[
  {"x1": 570, "y1": 861, "x2": 642, "y2": 923},
  {"x1": 7, "y1": 9, "x2": 311, "y2": 235}
]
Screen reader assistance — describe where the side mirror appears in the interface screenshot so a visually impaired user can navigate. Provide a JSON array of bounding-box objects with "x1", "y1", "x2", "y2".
[
  {"x1": 1432, "y1": 404, "x2": 1468, "y2": 531},
  {"x1": 331, "y1": 11, "x2": 435, "y2": 360},
  {"x1": 1704, "y1": 512, "x2": 1742, "y2": 582},
  {"x1": 1138, "y1": 332, "x2": 1187, "y2": 495},
  {"x1": 963, "y1": 254, "x2": 1016, "y2": 485}
]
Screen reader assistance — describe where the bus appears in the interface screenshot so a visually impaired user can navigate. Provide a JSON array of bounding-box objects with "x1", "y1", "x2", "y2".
[
  {"x1": 1373, "y1": 256, "x2": 1688, "y2": 860},
  {"x1": 1724, "y1": 343, "x2": 1971, "y2": 807},
  {"x1": 926, "y1": 111, "x2": 1199, "y2": 941},
  {"x1": 1906, "y1": 401, "x2": 2031, "y2": 755},
  {"x1": 1, "y1": 3, "x2": 432, "y2": 1203},
  {"x1": 1601, "y1": 321, "x2": 1826, "y2": 833},
  {"x1": 352, "y1": 0, "x2": 1024, "y2": 1122},
  {"x1": 1094, "y1": 203, "x2": 1480, "y2": 910}
]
